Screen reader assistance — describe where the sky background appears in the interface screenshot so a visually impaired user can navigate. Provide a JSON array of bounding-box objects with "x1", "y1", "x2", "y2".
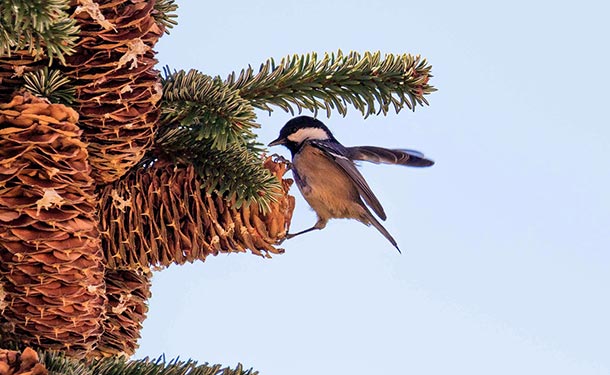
[{"x1": 135, "y1": 1, "x2": 610, "y2": 374}]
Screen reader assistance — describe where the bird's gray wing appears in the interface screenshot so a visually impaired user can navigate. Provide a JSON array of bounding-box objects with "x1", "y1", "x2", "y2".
[
  {"x1": 310, "y1": 140, "x2": 387, "y2": 220},
  {"x1": 346, "y1": 146, "x2": 435, "y2": 167}
]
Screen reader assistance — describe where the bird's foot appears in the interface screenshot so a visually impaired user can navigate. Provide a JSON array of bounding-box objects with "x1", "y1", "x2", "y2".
[
  {"x1": 271, "y1": 154, "x2": 292, "y2": 170},
  {"x1": 277, "y1": 233, "x2": 295, "y2": 245}
]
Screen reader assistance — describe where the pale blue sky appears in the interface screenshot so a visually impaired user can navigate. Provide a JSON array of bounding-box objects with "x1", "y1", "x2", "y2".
[{"x1": 135, "y1": 1, "x2": 610, "y2": 374}]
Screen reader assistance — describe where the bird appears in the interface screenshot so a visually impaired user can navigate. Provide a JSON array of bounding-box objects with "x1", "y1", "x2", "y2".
[{"x1": 268, "y1": 115, "x2": 434, "y2": 252}]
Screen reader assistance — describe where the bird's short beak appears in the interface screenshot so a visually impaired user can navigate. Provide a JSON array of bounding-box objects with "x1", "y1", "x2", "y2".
[{"x1": 268, "y1": 137, "x2": 286, "y2": 147}]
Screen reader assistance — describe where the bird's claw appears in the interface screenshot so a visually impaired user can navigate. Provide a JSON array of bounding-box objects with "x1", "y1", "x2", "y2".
[
  {"x1": 271, "y1": 154, "x2": 292, "y2": 170},
  {"x1": 276, "y1": 233, "x2": 295, "y2": 245}
]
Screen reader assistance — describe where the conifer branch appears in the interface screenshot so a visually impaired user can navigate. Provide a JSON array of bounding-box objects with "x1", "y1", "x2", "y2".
[
  {"x1": 89, "y1": 356, "x2": 257, "y2": 375},
  {"x1": 23, "y1": 67, "x2": 75, "y2": 104},
  {"x1": 227, "y1": 50, "x2": 435, "y2": 118},
  {"x1": 42, "y1": 350, "x2": 88, "y2": 375},
  {"x1": 0, "y1": 0, "x2": 79, "y2": 64},
  {"x1": 153, "y1": 0, "x2": 179, "y2": 34},
  {"x1": 159, "y1": 67, "x2": 259, "y2": 151},
  {"x1": 42, "y1": 351, "x2": 258, "y2": 375},
  {"x1": 153, "y1": 140, "x2": 281, "y2": 210},
  {"x1": 156, "y1": 68, "x2": 278, "y2": 208},
  {"x1": 192, "y1": 143, "x2": 281, "y2": 210}
]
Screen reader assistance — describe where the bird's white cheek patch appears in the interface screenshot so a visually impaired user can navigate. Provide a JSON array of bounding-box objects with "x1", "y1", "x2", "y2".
[{"x1": 287, "y1": 128, "x2": 329, "y2": 143}]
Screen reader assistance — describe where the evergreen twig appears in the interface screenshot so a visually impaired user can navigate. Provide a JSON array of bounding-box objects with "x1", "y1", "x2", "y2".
[
  {"x1": 90, "y1": 356, "x2": 257, "y2": 375},
  {"x1": 23, "y1": 67, "x2": 75, "y2": 104},
  {"x1": 227, "y1": 50, "x2": 435, "y2": 118},
  {"x1": 153, "y1": 0, "x2": 179, "y2": 34},
  {"x1": 0, "y1": 0, "x2": 79, "y2": 64},
  {"x1": 153, "y1": 140, "x2": 281, "y2": 210},
  {"x1": 156, "y1": 68, "x2": 278, "y2": 208},
  {"x1": 42, "y1": 350, "x2": 88, "y2": 375},
  {"x1": 159, "y1": 67, "x2": 259, "y2": 151},
  {"x1": 41, "y1": 351, "x2": 257, "y2": 375}
]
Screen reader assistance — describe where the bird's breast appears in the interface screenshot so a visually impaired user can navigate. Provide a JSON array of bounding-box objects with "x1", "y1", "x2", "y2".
[{"x1": 292, "y1": 145, "x2": 365, "y2": 220}]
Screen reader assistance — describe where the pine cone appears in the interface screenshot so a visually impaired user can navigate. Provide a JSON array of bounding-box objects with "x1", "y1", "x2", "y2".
[
  {"x1": 99, "y1": 158, "x2": 295, "y2": 270},
  {"x1": 0, "y1": 93, "x2": 106, "y2": 356},
  {"x1": 0, "y1": 347, "x2": 47, "y2": 375},
  {"x1": 93, "y1": 268, "x2": 151, "y2": 357},
  {"x1": 0, "y1": 52, "x2": 45, "y2": 103},
  {"x1": 65, "y1": 0, "x2": 164, "y2": 184}
]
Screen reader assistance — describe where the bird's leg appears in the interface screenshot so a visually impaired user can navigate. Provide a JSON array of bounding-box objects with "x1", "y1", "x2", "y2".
[
  {"x1": 279, "y1": 219, "x2": 327, "y2": 244},
  {"x1": 271, "y1": 153, "x2": 292, "y2": 170},
  {"x1": 285, "y1": 226, "x2": 319, "y2": 239}
]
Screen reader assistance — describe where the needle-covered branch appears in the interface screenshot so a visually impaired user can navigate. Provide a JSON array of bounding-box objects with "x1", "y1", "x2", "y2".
[
  {"x1": 159, "y1": 68, "x2": 259, "y2": 151},
  {"x1": 152, "y1": 139, "x2": 281, "y2": 210},
  {"x1": 22, "y1": 67, "x2": 75, "y2": 104},
  {"x1": 153, "y1": 0, "x2": 179, "y2": 34},
  {"x1": 0, "y1": 0, "x2": 79, "y2": 64},
  {"x1": 156, "y1": 69, "x2": 277, "y2": 207},
  {"x1": 227, "y1": 50, "x2": 435, "y2": 118},
  {"x1": 41, "y1": 350, "x2": 258, "y2": 375},
  {"x1": 193, "y1": 143, "x2": 281, "y2": 209}
]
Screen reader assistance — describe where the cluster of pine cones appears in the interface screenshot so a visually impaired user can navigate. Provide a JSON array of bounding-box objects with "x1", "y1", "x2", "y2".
[{"x1": 0, "y1": 0, "x2": 294, "y2": 359}]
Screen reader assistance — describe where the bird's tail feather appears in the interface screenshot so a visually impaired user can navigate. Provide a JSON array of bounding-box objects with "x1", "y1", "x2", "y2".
[{"x1": 367, "y1": 213, "x2": 401, "y2": 253}]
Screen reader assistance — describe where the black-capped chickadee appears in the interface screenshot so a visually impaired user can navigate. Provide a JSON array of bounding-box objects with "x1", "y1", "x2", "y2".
[{"x1": 268, "y1": 115, "x2": 434, "y2": 252}]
